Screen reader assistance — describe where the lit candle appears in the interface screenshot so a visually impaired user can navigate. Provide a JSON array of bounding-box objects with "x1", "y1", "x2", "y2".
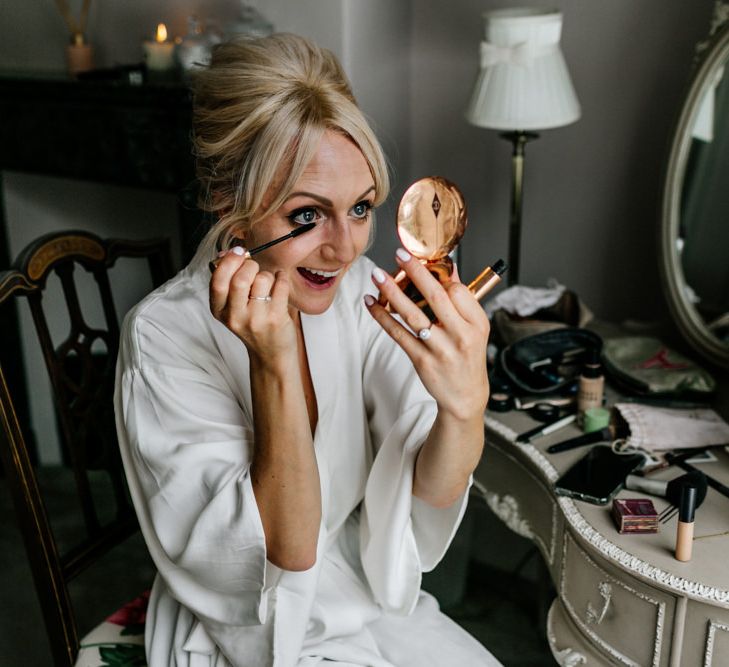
[{"x1": 143, "y1": 23, "x2": 175, "y2": 71}]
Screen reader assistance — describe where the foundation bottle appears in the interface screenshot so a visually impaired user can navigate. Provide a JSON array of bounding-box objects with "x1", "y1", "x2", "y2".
[{"x1": 577, "y1": 348, "x2": 604, "y2": 427}]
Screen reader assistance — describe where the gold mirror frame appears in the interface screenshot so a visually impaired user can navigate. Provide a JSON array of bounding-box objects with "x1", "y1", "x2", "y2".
[{"x1": 660, "y1": 21, "x2": 729, "y2": 370}]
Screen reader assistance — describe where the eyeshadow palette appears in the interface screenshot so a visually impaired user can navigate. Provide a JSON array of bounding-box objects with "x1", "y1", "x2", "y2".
[{"x1": 612, "y1": 498, "x2": 659, "y2": 534}]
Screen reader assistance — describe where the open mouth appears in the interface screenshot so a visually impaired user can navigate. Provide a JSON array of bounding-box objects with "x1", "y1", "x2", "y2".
[{"x1": 297, "y1": 267, "x2": 341, "y2": 289}]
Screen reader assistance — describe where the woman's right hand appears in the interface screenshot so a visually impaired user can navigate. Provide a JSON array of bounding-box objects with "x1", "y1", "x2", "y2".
[
  {"x1": 211, "y1": 248, "x2": 321, "y2": 571},
  {"x1": 209, "y1": 248, "x2": 297, "y2": 364}
]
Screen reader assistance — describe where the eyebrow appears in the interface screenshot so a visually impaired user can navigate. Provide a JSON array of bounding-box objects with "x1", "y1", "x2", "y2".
[{"x1": 285, "y1": 186, "x2": 376, "y2": 208}]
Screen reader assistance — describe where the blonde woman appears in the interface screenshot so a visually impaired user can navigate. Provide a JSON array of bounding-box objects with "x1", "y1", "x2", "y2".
[{"x1": 115, "y1": 33, "x2": 500, "y2": 666}]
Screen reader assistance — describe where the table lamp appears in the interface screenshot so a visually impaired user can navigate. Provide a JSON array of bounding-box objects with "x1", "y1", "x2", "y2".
[{"x1": 465, "y1": 7, "x2": 580, "y2": 285}]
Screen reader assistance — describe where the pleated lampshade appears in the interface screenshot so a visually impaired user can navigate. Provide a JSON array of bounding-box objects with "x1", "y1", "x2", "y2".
[{"x1": 465, "y1": 7, "x2": 581, "y2": 131}]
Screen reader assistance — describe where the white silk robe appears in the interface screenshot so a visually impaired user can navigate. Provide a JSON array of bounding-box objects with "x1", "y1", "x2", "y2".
[{"x1": 114, "y1": 255, "x2": 501, "y2": 666}]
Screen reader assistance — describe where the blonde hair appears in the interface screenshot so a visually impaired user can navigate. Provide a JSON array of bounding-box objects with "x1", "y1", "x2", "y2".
[{"x1": 190, "y1": 33, "x2": 390, "y2": 260}]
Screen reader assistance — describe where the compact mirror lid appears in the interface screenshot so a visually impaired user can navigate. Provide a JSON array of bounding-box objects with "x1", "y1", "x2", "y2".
[{"x1": 396, "y1": 176, "x2": 467, "y2": 261}]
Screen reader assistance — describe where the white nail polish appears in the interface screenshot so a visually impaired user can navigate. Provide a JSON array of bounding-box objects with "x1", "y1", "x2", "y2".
[
  {"x1": 364, "y1": 294, "x2": 376, "y2": 306},
  {"x1": 232, "y1": 246, "x2": 245, "y2": 256},
  {"x1": 396, "y1": 248, "x2": 411, "y2": 262},
  {"x1": 372, "y1": 267, "x2": 386, "y2": 284}
]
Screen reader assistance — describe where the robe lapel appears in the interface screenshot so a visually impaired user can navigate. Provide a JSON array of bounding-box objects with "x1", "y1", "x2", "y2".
[{"x1": 300, "y1": 307, "x2": 340, "y2": 445}]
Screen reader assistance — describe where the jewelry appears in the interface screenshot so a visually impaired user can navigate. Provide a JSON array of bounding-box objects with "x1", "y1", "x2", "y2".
[
  {"x1": 417, "y1": 326, "x2": 433, "y2": 341},
  {"x1": 248, "y1": 295, "x2": 272, "y2": 302}
]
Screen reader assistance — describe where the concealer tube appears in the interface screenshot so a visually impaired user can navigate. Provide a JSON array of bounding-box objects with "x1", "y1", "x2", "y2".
[
  {"x1": 467, "y1": 259, "x2": 507, "y2": 301},
  {"x1": 675, "y1": 484, "x2": 697, "y2": 562}
]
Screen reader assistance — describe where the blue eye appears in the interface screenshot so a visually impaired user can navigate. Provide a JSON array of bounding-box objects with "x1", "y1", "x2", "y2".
[
  {"x1": 351, "y1": 201, "x2": 373, "y2": 220},
  {"x1": 287, "y1": 207, "x2": 321, "y2": 226}
]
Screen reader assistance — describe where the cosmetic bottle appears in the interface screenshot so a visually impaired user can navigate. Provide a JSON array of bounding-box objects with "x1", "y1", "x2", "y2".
[
  {"x1": 577, "y1": 348, "x2": 604, "y2": 428},
  {"x1": 675, "y1": 484, "x2": 697, "y2": 562}
]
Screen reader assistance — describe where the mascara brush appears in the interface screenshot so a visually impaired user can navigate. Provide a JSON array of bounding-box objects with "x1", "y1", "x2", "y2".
[{"x1": 209, "y1": 222, "x2": 316, "y2": 272}]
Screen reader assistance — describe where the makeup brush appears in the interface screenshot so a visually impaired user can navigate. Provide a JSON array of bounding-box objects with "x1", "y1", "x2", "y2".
[
  {"x1": 209, "y1": 222, "x2": 316, "y2": 272},
  {"x1": 625, "y1": 471, "x2": 708, "y2": 523}
]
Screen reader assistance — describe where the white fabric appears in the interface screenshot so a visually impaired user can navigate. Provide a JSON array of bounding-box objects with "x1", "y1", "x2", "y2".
[
  {"x1": 615, "y1": 403, "x2": 729, "y2": 451},
  {"x1": 479, "y1": 40, "x2": 555, "y2": 68},
  {"x1": 483, "y1": 281, "x2": 565, "y2": 317},
  {"x1": 115, "y1": 255, "x2": 501, "y2": 667}
]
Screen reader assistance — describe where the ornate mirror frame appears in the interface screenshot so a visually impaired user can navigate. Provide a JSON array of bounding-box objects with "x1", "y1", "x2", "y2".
[{"x1": 660, "y1": 17, "x2": 729, "y2": 370}]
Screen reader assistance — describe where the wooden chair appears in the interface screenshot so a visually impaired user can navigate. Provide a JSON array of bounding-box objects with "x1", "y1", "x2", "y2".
[{"x1": 0, "y1": 230, "x2": 173, "y2": 666}]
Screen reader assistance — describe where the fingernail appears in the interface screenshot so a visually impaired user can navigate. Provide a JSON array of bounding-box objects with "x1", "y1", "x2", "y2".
[
  {"x1": 364, "y1": 294, "x2": 376, "y2": 307},
  {"x1": 231, "y1": 246, "x2": 245, "y2": 256},
  {"x1": 396, "y1": 248, "x2": 411, "y2": 262},
  {"x1": 372, "y1": 267, "x2": 386, "y2": 284}
]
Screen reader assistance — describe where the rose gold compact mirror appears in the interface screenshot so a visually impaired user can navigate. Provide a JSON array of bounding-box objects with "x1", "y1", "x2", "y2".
[{"x1": 378, "y1": 176, "x2": 507, "y2": 321}]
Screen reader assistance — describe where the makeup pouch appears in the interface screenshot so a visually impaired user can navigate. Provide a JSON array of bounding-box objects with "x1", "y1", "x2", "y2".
[
  {"x1": 601, "y1": 336, "x2": 715, "y2": 396},
  {"x1": 498, "y1": 327, "x2": 603, "y2": 395},
  {"x1": 489, "y1": 287, "x2": 593, "y2": 346}
]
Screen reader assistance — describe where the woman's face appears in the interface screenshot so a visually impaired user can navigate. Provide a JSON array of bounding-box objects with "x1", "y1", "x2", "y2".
[{"x1": 244, "y1": 130, "x2": 376, "y2": 316}]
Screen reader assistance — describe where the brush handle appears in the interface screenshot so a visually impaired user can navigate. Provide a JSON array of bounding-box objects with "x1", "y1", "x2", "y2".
[{"x1": 625, "y1": 475, "x2": 667, "y2": 497}]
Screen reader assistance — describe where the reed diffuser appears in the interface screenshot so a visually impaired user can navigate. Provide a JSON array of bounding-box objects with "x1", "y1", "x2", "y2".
[{"x1": 54, "y1": 0, "x2": 94, "y2": 74}]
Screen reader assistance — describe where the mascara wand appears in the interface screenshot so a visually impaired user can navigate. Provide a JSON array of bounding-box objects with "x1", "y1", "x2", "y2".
[{"x1": 209, "y1": 222, "x2": 316, "y2": 272}]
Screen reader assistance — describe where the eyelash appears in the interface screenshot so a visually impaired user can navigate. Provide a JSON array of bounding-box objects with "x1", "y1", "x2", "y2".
[{"x1": 286, "y1": 201, "x2": 373, "y2": 226}]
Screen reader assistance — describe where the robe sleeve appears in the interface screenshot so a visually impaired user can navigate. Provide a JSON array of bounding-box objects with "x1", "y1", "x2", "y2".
[
  {"x1": 115, "y1": 312, "x2": 274, "y2": 646},
  {"x1": 356, "y1": 272, "x2": 471, "y2": 616}
]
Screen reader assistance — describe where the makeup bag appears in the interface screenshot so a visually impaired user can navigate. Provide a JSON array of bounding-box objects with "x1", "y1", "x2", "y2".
[
  {"x1": 601, "y1": 336, "x2": 715, "y2": 397},
  {"x1": 498, "y1": 327, "x2": 603, "y2": 395}
]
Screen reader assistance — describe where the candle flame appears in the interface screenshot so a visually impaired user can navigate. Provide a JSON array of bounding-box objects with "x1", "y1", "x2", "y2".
[{"x1": 156, "y1": 23, "x2": 168, "y2": 43}]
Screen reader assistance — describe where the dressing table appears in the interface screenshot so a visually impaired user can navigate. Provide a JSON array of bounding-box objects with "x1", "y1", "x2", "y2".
[
  {"x1": 476, "y1": 411, "x2": 729, "y2": 666},
  {"x1": 475, "y1": 14, "x2": 729, "y2": 665}
]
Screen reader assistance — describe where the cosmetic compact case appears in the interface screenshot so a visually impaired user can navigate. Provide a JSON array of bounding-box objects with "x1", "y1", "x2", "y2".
[{"x1": 498, "y1": 327, "x2": 603, "y2": 395}]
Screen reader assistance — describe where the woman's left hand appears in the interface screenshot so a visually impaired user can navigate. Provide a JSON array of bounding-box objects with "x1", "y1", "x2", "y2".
[{"x1": 365, "y1": 248, "x2": 490, "y2": 421}]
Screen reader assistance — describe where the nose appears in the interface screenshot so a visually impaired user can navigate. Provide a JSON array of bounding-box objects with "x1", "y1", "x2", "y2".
[{"x1": 320, "y1": 217, "x2": 358, "y2": 264}]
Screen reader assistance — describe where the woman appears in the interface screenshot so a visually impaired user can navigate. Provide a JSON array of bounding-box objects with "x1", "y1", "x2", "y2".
[{"x1": 115, "y1": 33, "x2": 500, "y2": 666}]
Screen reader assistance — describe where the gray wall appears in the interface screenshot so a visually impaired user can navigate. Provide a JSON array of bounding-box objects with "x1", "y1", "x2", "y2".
[
  {"x1": 410, "y1": 0, "x2": 714, "y2": 323},
  {"x1": 0, "y1": 0, "x2": 717, "y2": 460}
]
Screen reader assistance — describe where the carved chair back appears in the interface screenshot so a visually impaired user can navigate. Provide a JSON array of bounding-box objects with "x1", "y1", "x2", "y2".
[{"x1": 0, "y1": 230, "x2": 173, "y2": 666}]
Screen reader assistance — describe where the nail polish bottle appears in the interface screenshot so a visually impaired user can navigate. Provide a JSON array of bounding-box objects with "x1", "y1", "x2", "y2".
[
  {"x1": 577, "y1": 348, "x2": 604, "y2": 428},
  {"x1": 675, "y1": 484, "x2": 697, "y2": 562}
]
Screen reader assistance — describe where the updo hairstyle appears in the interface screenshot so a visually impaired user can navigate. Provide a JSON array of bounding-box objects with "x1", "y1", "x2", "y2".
[{"x1": 190, "y1": 32, "x2": 390, "y2": 260}]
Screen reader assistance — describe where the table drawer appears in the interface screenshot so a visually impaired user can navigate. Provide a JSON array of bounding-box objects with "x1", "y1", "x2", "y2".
[
  {"x1": 560, "y1": 531, "x2": 674, "y2": 666},
  {"x1": 678, "y1": 599, "x2": 729, "y2": 666}
]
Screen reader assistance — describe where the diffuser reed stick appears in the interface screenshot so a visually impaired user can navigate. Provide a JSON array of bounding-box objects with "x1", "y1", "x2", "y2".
[{"x1": 54, "y1": 0, "x2": 92, "y2": 43}]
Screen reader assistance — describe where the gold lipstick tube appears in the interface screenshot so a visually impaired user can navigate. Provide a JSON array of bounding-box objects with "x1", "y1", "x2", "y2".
[{"x1": 467, "y1": 259, "x2": 507, "y2": 301}]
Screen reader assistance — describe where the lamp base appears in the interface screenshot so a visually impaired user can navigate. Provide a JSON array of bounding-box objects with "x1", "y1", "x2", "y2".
[{"x1": 499, "y1": 130, "x2": 539, "y2": 286}]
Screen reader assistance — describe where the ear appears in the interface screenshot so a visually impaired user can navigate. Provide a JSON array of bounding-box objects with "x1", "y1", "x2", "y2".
[{"x1": 230, "y1": 224, "x2": 247, "y2": 245}]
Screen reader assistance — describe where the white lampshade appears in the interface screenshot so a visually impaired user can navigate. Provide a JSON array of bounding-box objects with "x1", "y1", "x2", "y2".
[{"x1": 465, "y1": 7, "x2": 581, "y2": 131}]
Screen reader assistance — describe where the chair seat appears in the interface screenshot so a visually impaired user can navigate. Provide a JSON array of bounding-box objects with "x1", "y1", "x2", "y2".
[{"x1": 75, "y1": 591, "x2": 149, "y2": 667}]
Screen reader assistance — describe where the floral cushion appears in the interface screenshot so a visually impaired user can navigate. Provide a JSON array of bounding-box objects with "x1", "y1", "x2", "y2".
[{"x1": 75, "y1": 590, "x2": 149, "y2": 666}]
